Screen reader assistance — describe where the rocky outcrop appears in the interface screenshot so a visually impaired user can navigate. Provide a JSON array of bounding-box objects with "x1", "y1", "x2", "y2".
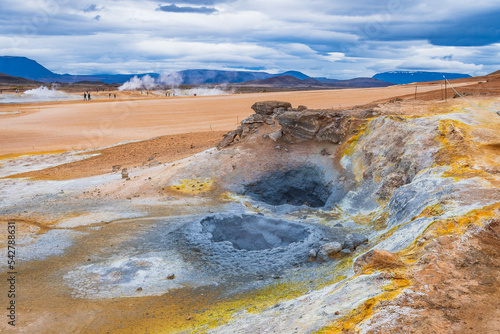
[
  {"x1": 251, "y1": 101, "x2": 292, "y2": 115},
  {"x1": 353, "y1": 249, "x2": 404, "y2": 275},
  {"x1": 218, "y1": 101, "x2": 350, "y2": 148}
]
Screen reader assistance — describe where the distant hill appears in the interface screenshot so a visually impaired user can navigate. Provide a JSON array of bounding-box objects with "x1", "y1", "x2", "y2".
[
  {"x1": 279, "y1": 71, "x2": 312, "y2": 80},
  {"x1": 332, "y1": 77, "x2": 393, "y2": 88},
  {"x1": 237, "y1": 75, "x2": 392, "y2": 89},
  {"x1": 0, "y1": 72, "x2": 42, "y2": 85},
  {"x1": 488, "y1": 69, "x2": 500, "y2": 76},
  {"x1": 0, "y1": 56, "x2": 60, "y2": 82},
  {"x1": 176, "y1": 69, "x2": 272, "y2": 85},
  {"x1": 239, "y1": 75, "x2": 324, "y2": 87},
  {"x1": 373, "y1": 71, "x2": 471, "y2": 85}
]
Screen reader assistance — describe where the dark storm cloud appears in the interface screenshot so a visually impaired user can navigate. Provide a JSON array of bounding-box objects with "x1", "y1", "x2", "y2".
[
  {"x1": 428, "y1": 10, "x2": 500, "y2": 47},
  {"x1": 157, "y1": 0, "x2": 225, "y2": 4},
  {"x1": 156, "y1": 4, "x2": 218, "y2": 14},
  {"x1": 83, "y1": 4, "x2": 103, "y2": 13}
]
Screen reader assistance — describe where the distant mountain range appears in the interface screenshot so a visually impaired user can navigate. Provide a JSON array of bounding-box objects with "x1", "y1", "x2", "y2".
[
  {"x1": 0, "y1": 56, "x2": 474, "y2": 88},
  {"x1": 373, "y1": 71, "x2": 472, "y2": 85},
  {"x1": 0, "y1": 56, "x2": 324, "y2": 85}
]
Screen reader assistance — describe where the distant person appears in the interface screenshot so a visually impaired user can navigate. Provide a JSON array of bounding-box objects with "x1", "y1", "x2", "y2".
[
  {"x1": 84, "y1": 93, "x2": 87, "y2": 101},
  {"x1": 109, "y1": 93, "x2": 111, "y2": 98},
  {"x1": 114, "y1": 94, "x2": 116, "y2": 98},
  {"x1": 88, "y1": 92, "x2": 92, "y2": 100}
]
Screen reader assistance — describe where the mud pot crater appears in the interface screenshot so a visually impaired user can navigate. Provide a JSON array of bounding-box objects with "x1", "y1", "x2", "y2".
[
  {"x1": 201, "y1": 214, "x2": 310, "y2": 251},
  {"x1": 243, "y1": 166, "x2": 332, "y2": 207},
  {"x1": 183, "y1": 213, "x2": 330, "y2": 278}
]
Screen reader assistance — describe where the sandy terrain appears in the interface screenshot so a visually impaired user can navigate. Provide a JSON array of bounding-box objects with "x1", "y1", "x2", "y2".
[{"x1": 0, "y1": 83, "x2": 474, "y2": 156}]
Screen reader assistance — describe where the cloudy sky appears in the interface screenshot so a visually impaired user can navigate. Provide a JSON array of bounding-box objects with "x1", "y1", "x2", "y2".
[{"x1": 1, "y1": 0, "x2": 499, "y2": 78}]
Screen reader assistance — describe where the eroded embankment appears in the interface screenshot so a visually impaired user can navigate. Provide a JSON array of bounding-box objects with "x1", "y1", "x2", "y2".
[{"x1": 0, "y1": 98, "x2": 499, "y2": 333}]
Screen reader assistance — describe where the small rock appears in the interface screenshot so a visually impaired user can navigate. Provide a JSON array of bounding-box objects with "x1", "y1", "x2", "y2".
[
  {"x1": 297, "y1": 105, "x2": 308, "y2": 111},
  {"x1": 353, "y1": 249, "x2": 404, "y2": 275},
  {"x1": 272, "y1": 274, "x2": 281, "y2": 279},
  {"x1": 167, "y1": 273, "x2": 175, "y2": 280},
  {"x1": 121, "y1": 168, "x2": 129, "y2": 179},
  {"x1": 148, "y1": 156, "x2": 154, "y2": 161},
  {"x1": 334, "y1": 311, "x2": 340, "y2": 315},
  {"x1": 320, "y1": 148, "x2": 331, "y2": 156},
  {"x1": 112, "y1": 165, "x2": 122, "y2": 172},
  {"x1": 416, "y1": 238, "x2": 425, "y2": 247},
  {"x1": 269, "y1": 131, "x2": 282, "y2": 142},
  {"x1": 275, "y1": 145, "x2": 280, "y2": 150},
  {"x1": 308, "y1": 249, "x2": 318, "y2": 260},
  {"x1": 340, "y1": 249, "x2": 351, "y2": 255},
  {"x1": 186, "y1": 315, "x2": 192, "y2": 321},
  {"x1": 343, "y1": 233, "x2": 368, "y2": 250},
  {"x1": 136, "y1": 287, "x2": 143, "y2": 292},
  {"x1": 262, "y1": 134, "x2": 268, "y2": 139},
  {"x1": 321, "y1": 242, "x2": 343, "y2": 256}
]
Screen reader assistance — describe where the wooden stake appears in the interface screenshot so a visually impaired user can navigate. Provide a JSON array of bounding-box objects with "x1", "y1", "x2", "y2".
[{"x1": 445, "y1": 79, "x2": 448, "y2": 102}]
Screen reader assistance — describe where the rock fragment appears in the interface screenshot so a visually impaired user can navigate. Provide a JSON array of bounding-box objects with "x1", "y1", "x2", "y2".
[
  {"x1": 353, "y1": 249, "x2": 404, "y2": 275},
  {"x1": 121, "y1": 168, "x2": 129, "y2": 179}
]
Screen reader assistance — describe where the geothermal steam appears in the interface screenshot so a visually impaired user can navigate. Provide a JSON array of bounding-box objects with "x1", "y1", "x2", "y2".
[
  {"x1": 118, "y1": 72, "x2": 229, "y2": 96},
  {"x1": 0, "y1": 86, "x2": 79, "y2": 104}
]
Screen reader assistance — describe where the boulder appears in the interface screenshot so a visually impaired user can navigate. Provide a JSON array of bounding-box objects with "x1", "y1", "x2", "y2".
[
  {"x1": 251, "y1": 101, "x2": 292, "y2": 115},
  {"x1": 353, "y1": 249, "x2": 404, "y2": 275},
  {"x1": 343, "y1": 233, "x2": 368, "y2": 250}
]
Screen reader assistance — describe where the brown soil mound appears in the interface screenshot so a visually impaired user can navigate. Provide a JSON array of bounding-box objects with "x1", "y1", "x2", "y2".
[{"x1": 6, "y1": 131, "x2": 226, "y2": 180}]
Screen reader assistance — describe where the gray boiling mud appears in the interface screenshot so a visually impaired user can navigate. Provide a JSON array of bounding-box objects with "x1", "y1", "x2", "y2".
[
  {"x1": 202, "y1": 214, "x2": 310, "y2": 251},
  {"x1": 182, "y1": 213, "x2": 330, "y2": 278},
  {"x1": 243, "y1": 166, "x2": 332, "y2": 207}
]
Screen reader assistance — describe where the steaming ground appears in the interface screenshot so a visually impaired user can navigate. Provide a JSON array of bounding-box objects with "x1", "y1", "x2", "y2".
[{"x1": 0, "y1": 86, "x2": 80, "y2": 104}]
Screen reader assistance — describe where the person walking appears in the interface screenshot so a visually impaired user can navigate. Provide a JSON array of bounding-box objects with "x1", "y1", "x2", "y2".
[
  {"x1": 88, "y1": 92, "x2": 92, "y2": 101},
  {"x1": 84, "y1": 92, "x2": 87, "y2": 101}
]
